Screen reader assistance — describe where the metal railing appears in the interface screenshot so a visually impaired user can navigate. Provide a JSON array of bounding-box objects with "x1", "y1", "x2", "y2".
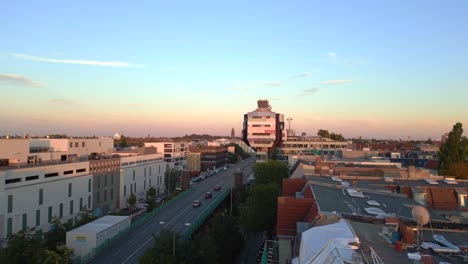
[
  {"x1": 182, "y1": 188, "x2": 230, "y2": 240},
  {"x1": 74, "y1": 188, "x2": 193, "y2": 264}
]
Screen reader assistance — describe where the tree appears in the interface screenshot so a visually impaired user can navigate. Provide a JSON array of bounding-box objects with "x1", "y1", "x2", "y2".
[
  {"x1": 317, "y1": 129, "x2": 330, "y2": 138},
  {"x1": 241, "y1": 182, "x2": 280, "y2": 232},
  {"x1": 43, "y1": 245, "x2": 73, "y2": 264},
  {"x1": 165, "y1": 169, "x2": 180, "y2": 194},
  {"x1": 270, "y1": 148, "x2": 279, "y2": 160},
  {"x1": 330, "y1": 133, "x2": 345, "y2": 141},
  {"x1": 43, "y1": 218, "x2": 66, "y2": 251},
  {"x1": 439, "y1": 122, "x2": 468, "y2": 177},
  {"x1": 252, "y1": 160, "x2": 289, "y2": 187},
  {"x1": 2, "y1": 230, "x2": 46, "y2": 264},
  {"x1": 206, "y1": 213, "x2": 244, "y2": 264},
  {"x1": 128, "y1": 193, "x2": 137, "y2": 210},
  {"x1": 147, "y1": 187, "x2": 156, "y2": 199},
  {"x1": 301, "y1": 132, "x2": 307, "y2": 137},
  {"x1": 120, "y1": 135, "x2": 128, "y2": 148},
  {"x1": 425, "y1": 137, "x2": 433, "y2": 144},
  {"x1": 139, "y1": 231, "x2": 185, "y2": 264}
]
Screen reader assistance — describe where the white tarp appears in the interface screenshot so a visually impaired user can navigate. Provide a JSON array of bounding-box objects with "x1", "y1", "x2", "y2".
[{"x1": 298, "y1": 219, "x2": 359, "y2": 264}]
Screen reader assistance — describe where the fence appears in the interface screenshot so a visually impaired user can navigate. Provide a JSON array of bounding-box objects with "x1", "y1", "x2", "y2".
[
  {"x1": 75, "y1": 188, "x2": 193, "y2": 264},
  {"x1": 182, "y1": 188, "x2": 230, "y2": 240}
]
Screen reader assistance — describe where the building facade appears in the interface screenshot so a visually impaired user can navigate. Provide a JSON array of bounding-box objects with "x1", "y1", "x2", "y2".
[
  {"x1": 0, "y1": 161, "x2": 93, "y2": 245},
  {"x1": 242, "y1": 100, "x2": 286, "y2": 161},
  {"x1": 187, "y1": 152, "x2": 201, "y2": 173},
  {"x1": 90, "y1": 158, "x2": 120, "y2": 217},
  {"x1": 144, "y1": 142, "x2": 189, "y2": 171},
  {"x1": 188, "y1": 146, "x2": 228, "y2": 172},
  {"x1": 279, "y1": 136, "x2": 351, "y2": 156},
  {"x1": 119, "y1": 154, "x2": 167, "y2": 208}
]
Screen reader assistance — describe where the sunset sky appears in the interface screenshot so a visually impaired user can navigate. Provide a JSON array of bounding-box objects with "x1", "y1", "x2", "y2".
[{"x1": 1, "y1": 0, "x2": 467, "y2": 139}]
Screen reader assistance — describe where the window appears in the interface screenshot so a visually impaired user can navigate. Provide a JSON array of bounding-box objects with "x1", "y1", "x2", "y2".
[
  {"x1": 68, "y1": 183, "x2": 72, "y2": 197},
  {"x1": 104, "y1": 190, "x2": 107, "y2": 202},
  {"x1": 76, "y1": 168, "x2": 86, "y2": 173},
  {"x1": 133, "y1": 170, "x2": 135, "y2": 180},
  {"x1": 88, "y1": 179, "x2": 91, "y2": 192},
  {"x1": 134, "y1": 183, "x2": 136, "y2": 193},
  {"x1": 124, "y1": 185, "x2": 127, "y2": 196},
  {"x1": 88, "y1": 195, "x2": 91, "y2": 208},
  {"x1": 111, "y1": 174, "x2": 114, "y2": 185},
  {"x1": 144, "y1": 180, "x2": 146, "y2": 190},
  {"x1": 105, "y1": 174, "x2": 107, "y2": 187},
  {"x1": 414, "y1": 192, "x2": 427, "y2": 206},
  {"x1": 80, "y1": 198, "x2": 83, "y2": 211},
  {"x1": 82, "y1": 142, "x2": 85, "y2": 147},
  {"x1": 26, "y1": 175, "x2": 39, "y2": 181},
  {"x1": 59, "y1": 203, "x2": 63, "y2": 218},
  {"x1": 7, "y1": 218, "x2": 12, "y2": 236},
  {"x1": 111, "y1": 189, "x2": 114, "y2": 200},
  {"x1": 150, "y1": 167, "x2": 152, "y2": 176},
  {"x1": 64, "y1": 170, "x2": 73, "y2": 175},
  {"x1": 99, "y1": 141, "x2": 101, "y2": 147},
  {"x1": 97, "y1": 192, "x2": 100, "y2": 203},
  {"x1": 22, "y1": 213, "x2": 27, "y2": 231},
  {"x1": 48, "y1": 206, "x2": 52, "y2": 223},
  {"x1": 70, "y1": 142, "x2": 73, "y2": 148},
  {"x1": 144, "y1": 168, "x2": 146, "y2": 177},
  {"x1": 460, "y1": 195, "x2": 467, "y2": 208},
  {"x1": 149, "y1": 178, "x2": 151, "y2": 187},
  {"x1": 5, "y1": 178, "x2": 21, "y2": 184},
  {"x1": 70, "y1": 200, "x2": 74, "y2": 215},
  {"x1": 8, "y1": 195, "x2": 13, "y2": 213},
  {"x1": 36, "y1": 210, "x2": 40, "y2": 226},
  {"x1": 45, "y1": 172, "x2": 59, "y2": 178},
  {"x1": 75, "y1": 142, "x2": 78, "y2": 148},
  {"x1": 98, "y1": 176, "x2": 100, "y2": 188}
]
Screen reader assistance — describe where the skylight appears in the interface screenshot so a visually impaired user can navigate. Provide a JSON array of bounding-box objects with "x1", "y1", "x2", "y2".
[
  {"x1": 347, "y1": 188, "x2": 365, "y2": 198},
  {"x1": 367, "y1": 200, "x2": 380, "y2": 206},
  {"x1": 331, "y1": 176, "x2": 343, "y2": 182},
  {"x1": 424, "y1": 178, "x2": 439, "y2": 185}
]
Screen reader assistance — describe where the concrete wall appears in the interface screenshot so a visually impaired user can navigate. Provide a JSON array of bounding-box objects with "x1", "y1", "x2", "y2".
[
  {"x1": 0, "y1": 139, "x2": 30, "y2": 163},
  {"x1": 119, "y1": 155, "x2": 167, "y2": 208},
  {"x1": 0, "y1": 161, "x2": 92, "y2": 241}
]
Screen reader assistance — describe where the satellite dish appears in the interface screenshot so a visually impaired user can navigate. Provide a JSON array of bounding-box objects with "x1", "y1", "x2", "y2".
[{"x1": 412, "y1": 206, "x2": 430, "y2": 225}]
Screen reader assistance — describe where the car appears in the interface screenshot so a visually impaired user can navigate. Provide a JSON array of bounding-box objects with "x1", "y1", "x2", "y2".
[
  {"x1": 155, "y1": 197, "x2": 165, "y2": 203},
  {"x1": 205, "y1": 192, "x2": 213, "y2": 199},
  {"x1": 192, "y1": 200, "x2": 201, "y2": 207},
  {"x1": 213, "y1": 185, "x2": 221, "y2": 191}
]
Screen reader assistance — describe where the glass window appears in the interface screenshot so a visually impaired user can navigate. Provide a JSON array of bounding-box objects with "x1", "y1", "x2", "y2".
[
  {"x1": 7, "y1": 218, "x2": 12, "y2": 236},
  {"x1": 68, "y1": 183, "x2": 72, "y2": 197},
  {"x1": 70, "y1": 200, "x2": 74, "y2": 215},
  {"x1": 75, "y1": 142, "x2": 78, "y2": 148},
  {"x1": 36, "y1": 210, "x2": 40, "y2": 226},
  {"x1": 82, "y1": 142, "x2": 85, "y2": 147},
  {"x1": 414, "y1": 192, "x2": 427, "y2": 206},
  {"x1": 22, "y1": 213, "x2": 27, "y2": 231},
  {"x1": 133, "y1": 170, "x2": 135, "y2": 180},
  {"x1": 98, "y1": 176, "x2": 100, "y2": 188},
  {"x1": 97, "y1": 192, "x2": 100, "y2": 203},
  {"x1": 88, "y1": 179, "x2": 91, "y2": 192},
  {"x1": 70, "y1": 142, "x2": 73, "y2": 148},
  {"x1": 104, "y1": 190, "x2": 107, "y2": 202},
  {"x1": 124, "y1": 185, "x2": 126, "y2": 196},
  {"x1": 105, "y1": 174, "x2": 107, "y2": 186},
  {"x1": 88, "y1": 195, "x2": 91, "y2": 208},
  {"x1": 8, "y1": 195, "x2": 13, "y2": 213},
  {"x1": 59, "y1": 203, "x2": 63, "y2": 218},
  {"x1": 48, "y1": 206, "x2": 52, "y2": 223},
  {"x1": 80, "y1": 198, "x2": 83, "y2": 210}
]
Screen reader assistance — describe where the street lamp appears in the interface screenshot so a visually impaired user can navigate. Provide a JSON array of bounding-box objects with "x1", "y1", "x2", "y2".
[{"x1": 159, "y1": 221, "x2": 191, "y2": 256}]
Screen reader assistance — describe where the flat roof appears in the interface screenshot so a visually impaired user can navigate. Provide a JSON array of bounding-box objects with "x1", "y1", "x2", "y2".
[
  {"x1": 309, "y1": 184, "x2": 447, "y2": 221},
  {"x1": 68, "y1": 215, "x2": 130, "y2": 234},
  {"x1": 0, "y1": 157, "x2": 89, "y2": 172},
  {"x1": 395, "y1": 179, "x2": 468, "y2": 188}
]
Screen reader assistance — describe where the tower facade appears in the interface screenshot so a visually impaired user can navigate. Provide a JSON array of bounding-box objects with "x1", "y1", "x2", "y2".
[{"x1": 242, "y1": 100, "x2": 285, "y2": 161}]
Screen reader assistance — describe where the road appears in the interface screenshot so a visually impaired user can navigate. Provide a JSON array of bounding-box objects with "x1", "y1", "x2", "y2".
[{"x1": 90, "y1": 157, "x2": 255, "y2": 264}]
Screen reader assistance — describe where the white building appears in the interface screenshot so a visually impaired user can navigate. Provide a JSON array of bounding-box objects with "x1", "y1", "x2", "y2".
[
  {"x1": 119, "y1": 154, "x2": 167, "y2": 208},
  {"x1": 0, "y1": 161, "x2": 93, "y2": 245},
  {"x1": 0, "y1": 137, "x2": 114, "y2": 165},
  {"x1": 66, "y1": 215, "x2": 130, "y2": 258},
  {"x1": 242, "y1": 100, "x2": 286, "y2": 161},
  {"x1": 144, "y1": 142, "x2": 189, "y2": 171}
]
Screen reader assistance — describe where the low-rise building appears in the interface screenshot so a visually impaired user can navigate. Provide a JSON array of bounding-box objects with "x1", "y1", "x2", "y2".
[
  {"x1": 118, "y1": 154, "x2": 167, "y2": 208},
  {"x1": 144, "y1": 142, "x2": 189, "y2": 170},
  {"x1": 0, "y1": 161, "x2": 93, "y2": 245},
  {"x1": 188, "y1": 146, "x2": 228, "y2": 173}
]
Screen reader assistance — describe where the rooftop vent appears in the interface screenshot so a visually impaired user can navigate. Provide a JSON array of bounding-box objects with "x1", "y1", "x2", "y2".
[
  {"x1": 347, "y1": 188, "x2": 365, "y2": 198},
  {"x1": 367, "y1": 200, "x2": 381, "y2": 206},
  {"x1": 424, "y1": 178, "x2": 439, "y2": 185},
  {"x1": 443, "y1": 178, "x2": 458, "y2": 185},
  {"x1": 384, "y1": 177, "x2": 394, "y2": 182}
]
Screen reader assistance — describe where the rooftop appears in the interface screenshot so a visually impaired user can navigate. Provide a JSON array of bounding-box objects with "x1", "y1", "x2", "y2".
[
  {"x1": 309, "y1": 183, "x2": 447, "y2": 221},
  {"x1": 67, "y1": 215, "x2": 130, "y2": 234}
]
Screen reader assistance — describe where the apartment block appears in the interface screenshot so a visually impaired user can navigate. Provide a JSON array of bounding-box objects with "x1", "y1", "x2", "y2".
[
  {"x1": 0, "y1": 161, "x2": 92, "y2": 245},
  {"x1": 144, "y1": 142, "x2": 189, "y2": 170}
]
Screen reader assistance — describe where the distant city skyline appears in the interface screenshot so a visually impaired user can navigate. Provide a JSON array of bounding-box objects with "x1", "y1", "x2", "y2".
[{"x1": 1, "y1": 1, "x2": 467, "y2": 139}]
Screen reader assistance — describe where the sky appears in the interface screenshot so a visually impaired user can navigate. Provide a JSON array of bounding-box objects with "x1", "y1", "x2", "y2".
[{"x1": 1, "y1": 0, "x2": 468, "y2": 139}]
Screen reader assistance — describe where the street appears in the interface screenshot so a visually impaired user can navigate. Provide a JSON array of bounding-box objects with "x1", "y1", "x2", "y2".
[{"x1": 90, "y1": 157, "x2": 255, "y2": 264}]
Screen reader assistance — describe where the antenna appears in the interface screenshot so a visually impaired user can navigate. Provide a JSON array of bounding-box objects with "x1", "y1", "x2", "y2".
[{"x1": 412, "y1": 206, "x2": 430, "y2": 249}]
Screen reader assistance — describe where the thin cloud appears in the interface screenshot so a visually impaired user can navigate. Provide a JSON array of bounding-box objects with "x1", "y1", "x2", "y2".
[
  {"x1": 298, "y1": 88, "x2": 319, "y2": 96},
  {"x1": 49, "y1": 98, "x2": 79, "y2": 105},
  {"x1": 0, "y1": 73, "x2": 45, "y2": 87},
  {"x1": 11, "y1": 53, "x2": 146, "y2": 68},
  {"x1": 290, "y1": 72, "x2": 311, "y2": 79},
  {"x1": 322, "y1": 80, "x2": 353, "y2": 84},
  {"x1": 328, "y1": 52, "x2": 337, "y2": 63},
  {"x1": 264, "y1": 82, "x2": 281, "y2": 87}
]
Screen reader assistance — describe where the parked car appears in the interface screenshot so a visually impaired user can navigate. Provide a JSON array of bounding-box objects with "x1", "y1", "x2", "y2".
[
  {"x1": 192, "y1": 200, "x2": 201, "y2": 207},
  {"x1": 155, "y1": 197, "x2": 165, "y2": 203},
  {"x1": 213, "y1": 185, "x2": 221, "y2": 191},
  {"x1": 205, "y1": 192, "x2": 213, "y2": 199}
]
